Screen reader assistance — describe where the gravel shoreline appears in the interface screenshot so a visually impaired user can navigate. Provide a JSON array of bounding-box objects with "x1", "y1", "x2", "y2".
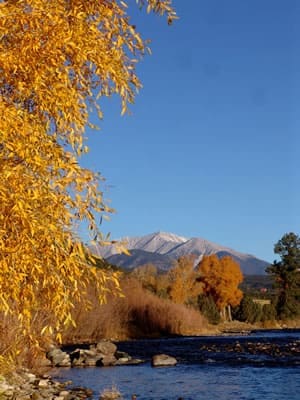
[{"x1": 0, "y1": 370, "x2": 94, "y2": 400}]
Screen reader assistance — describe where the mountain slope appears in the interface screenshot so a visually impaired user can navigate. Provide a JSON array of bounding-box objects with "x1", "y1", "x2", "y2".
[
  {"x1": 93, "y1": 231, "x2": 269, "y2": 275},
  {"x1": 107, "y1": 249, "x2": 174, "y2": 271}
]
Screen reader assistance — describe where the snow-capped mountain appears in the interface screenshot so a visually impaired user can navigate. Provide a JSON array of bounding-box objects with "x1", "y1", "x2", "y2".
[
  {"x1": 91, "y1": 231, "x2": 269, "y2": 275},
  {"x1": 96, "y1": 232, "x2": 187, "y2": 259}
]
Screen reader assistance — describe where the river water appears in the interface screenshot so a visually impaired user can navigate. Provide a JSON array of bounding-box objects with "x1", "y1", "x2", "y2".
[{"x1": 52, "y1": 329, "x2": 300, "y2": 400}]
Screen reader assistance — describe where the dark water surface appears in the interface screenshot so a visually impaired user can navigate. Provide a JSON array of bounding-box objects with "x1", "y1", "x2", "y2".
[{"x1": 52, "y1": 329, "x2": 300, "y2": 400}]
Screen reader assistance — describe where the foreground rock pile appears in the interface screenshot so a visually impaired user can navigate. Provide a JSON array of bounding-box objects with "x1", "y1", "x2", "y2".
[
  {"x1": 47, "y1": 340, "x2": 143, "y2": 368},
  {"x1": 0, "y1": 371, "x2": 93, "y2": 400}
]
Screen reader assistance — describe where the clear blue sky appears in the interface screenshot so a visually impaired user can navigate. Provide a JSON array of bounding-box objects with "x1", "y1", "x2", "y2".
[{"x1": 81, "y1": 0, "x2": 299, "y2": 263}]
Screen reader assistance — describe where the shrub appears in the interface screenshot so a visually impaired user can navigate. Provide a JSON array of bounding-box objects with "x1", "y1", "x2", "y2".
[
  {"x1": 198, "y1": 295, "x2": 221, "y2": 325},
  {"x1": 232, "y1": 295, "x2": 262, "y2": 324},
  {"x1": 261, "y1": 303, "x2": 276, "y2": 322}
]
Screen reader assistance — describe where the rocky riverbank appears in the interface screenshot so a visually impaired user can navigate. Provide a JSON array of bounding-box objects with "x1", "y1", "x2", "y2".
[
  {"x1": 0, "y1": 340, "x2": 142, "y2": 399},
  {"x1": 0, "y1": 370, "x2": 93, "y2": 400},
  {"x1": 0, "y1": 339, "x2": 179, "y2": 399}
]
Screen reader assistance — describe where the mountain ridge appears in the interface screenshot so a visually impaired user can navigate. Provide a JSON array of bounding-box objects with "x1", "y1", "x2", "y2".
[{"x1": 91, "y1": 231, "x2": 269, "y2": 275}]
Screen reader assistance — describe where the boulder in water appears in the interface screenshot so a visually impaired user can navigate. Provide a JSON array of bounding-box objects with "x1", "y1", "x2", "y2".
[{"x1": 151, "y1": 354, "x2": 177, "y2": 367}]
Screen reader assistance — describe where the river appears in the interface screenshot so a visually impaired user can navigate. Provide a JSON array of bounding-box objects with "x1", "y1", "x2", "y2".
[{"x1": 51, "y1": 329, "x2": 300, "y2": 400}]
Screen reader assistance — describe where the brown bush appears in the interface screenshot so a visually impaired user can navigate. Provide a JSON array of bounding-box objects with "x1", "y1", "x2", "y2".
[{"x1": 64, "y1": 277, "x2": 208, "y2": 343}]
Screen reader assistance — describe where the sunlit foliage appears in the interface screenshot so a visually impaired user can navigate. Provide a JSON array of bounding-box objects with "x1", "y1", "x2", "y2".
[
  {"x1": 0, "y1": 0, "x2": 176, "y2": 364},
  {"x1": 197, "y1": 255, "x2": 243, "y2": 320},
  {"x1": 131, "y1": 264, "x2": 159, "y2": 293},
  {"x1": 168, "y1": 255, "x2": 202, "y2": 305}
]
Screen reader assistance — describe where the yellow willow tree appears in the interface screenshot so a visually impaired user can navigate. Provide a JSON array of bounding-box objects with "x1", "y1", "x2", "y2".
[
  {"x1": 0, "y1": 0, "x2": 176, "y2": 362},
  {"x1": 197, "y1": 255, "x2": 243, "y2": 321},
  {"x1": 168, "y1": 255, "x2": 202, "y2": 306}
]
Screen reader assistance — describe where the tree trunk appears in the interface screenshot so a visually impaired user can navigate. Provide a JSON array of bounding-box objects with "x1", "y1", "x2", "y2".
[
  {"x1": 220, "y1": 307, "x2": 226, "y2": 321},
  {"x1": 227, "y1": 305, "x2": 232, "y2": 321}
]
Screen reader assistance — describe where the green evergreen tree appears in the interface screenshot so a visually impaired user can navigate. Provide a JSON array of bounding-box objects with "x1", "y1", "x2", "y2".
[
  {"x1": 232, "y1": 295, "x2": 262, "y2": 324},
  {"x1": 261, "y1": 303, "x2": 276, "y2": 322},
  {"x1": 266, "y1": 232, "x2": 300, "y2": 319},
  {"x1": 198, "y1": 294, "x2": 221, "y2": 325}
]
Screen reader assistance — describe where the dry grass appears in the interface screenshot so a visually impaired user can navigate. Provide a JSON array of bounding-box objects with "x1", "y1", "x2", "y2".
[
  {"x1": 0, "y1": 312, "x2": 53, "y2": 372},
  {"x1": 64, "y1": 277, "x2": 208, "y2": 343}
]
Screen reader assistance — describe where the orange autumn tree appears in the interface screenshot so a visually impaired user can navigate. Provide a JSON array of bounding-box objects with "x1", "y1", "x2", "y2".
[
  {"x1": 0, "y1": 0, "x2": 176, "y2": 366},
  {"x1": 197, "y1": 254, "x2": 243, "y2": 320},
  {"x1": 168, "y1": 255, "x2": 202, "y2": 305}
]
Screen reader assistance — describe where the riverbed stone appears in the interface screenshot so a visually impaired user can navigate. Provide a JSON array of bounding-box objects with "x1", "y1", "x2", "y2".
[
  {"x1": 97, "y1": 355, "x2": 117, "y2": 367},
  {"x1": 70, "y1": 348, "x2": 103, "y2": 367},
  {"x1": 84, "y1": 358, "x2": 97, "y2": 367},
  {"x1": 115, "y1": 357, "x2": 130, "y2": 363},
  {"x1": 115, "y1": 350, "x2": 131, "y2": 360},
  {"x1": 115, "y1": 357, "x2": 143, "y2": 366},
  {"x1": 99, "y1": 387, "x2": 122, "y2": 399},
  {"x1": 151, "y1": 354, "x2": 177, "y2": 367},
  {"x1": 96, "y1": 340, "x2": 117, "y2": 355},
  {"x1": 38, "y1": 378, "x2": 51, "y2": 388},
  {"x1": 47, "y1": 347, "x2": 71, "y2": 367}
]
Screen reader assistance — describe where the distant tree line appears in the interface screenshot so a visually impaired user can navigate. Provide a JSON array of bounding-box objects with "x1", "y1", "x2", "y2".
[
  {"x1": 128, "y1": 253, "x2": 243, "y2": 323},
  {"x1": 119, "y1": 232, "x2": 300, "y2": 325}
]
